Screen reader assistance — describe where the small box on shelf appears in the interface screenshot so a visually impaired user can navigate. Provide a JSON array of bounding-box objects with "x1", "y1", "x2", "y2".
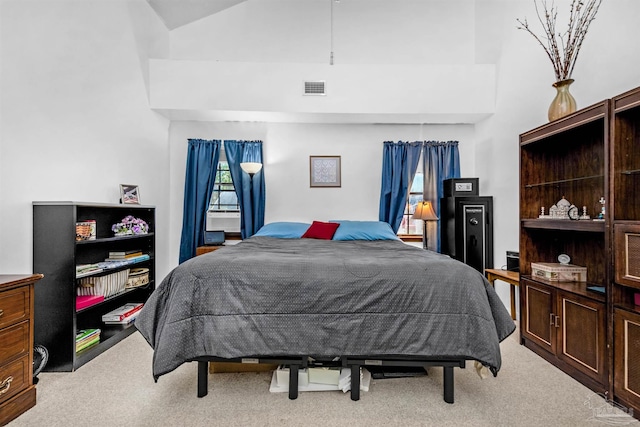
[
  {"x1": 126, "y1": 268, "x2": 149, "y2": 289},
  {"x1": 75, "y1": 220, "x2": 96, "y2": 241},
  {"x1": 531, "y1": 262, "x2": 587, "y2": 282}
]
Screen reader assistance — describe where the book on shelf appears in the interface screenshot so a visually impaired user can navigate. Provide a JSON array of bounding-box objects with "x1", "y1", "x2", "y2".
[
  {"x1": 76, "y1": 295, "x2": 105, "y2": 310},
  {"x1": 76, "y1": 336, "x2": 100, "y2": 353},
  {"x1": 98, "y1": 254, "x2": 150, "y2": 268},
  {"x1": 109, "y1": 249, "x2": 142, "y2": 256},
  {"x1": 103, "y1": 311, "x2": 140, "y2": 325},
  {"x1": 76, "y1": 328, "x2": 101, "y2": 352},
  {"x1": 106, "y1": 250, "x2": 143, "y2": 260},
  {"x1": 76, "y1": 264, "x2": 103, "y2": 278},
  {"x1": 101, "y1": 303, "x2": 144, "y2": 323},
  {"x1": 76, "y1": 328, "x2": 101, "y2": 342}
]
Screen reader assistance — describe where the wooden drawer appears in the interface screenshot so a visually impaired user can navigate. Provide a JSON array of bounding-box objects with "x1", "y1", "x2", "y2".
[
  {"x1": 0, "y1": 355, "x2": 30, "y2": 405},
  {"x1": 614, "y1": 223, "x2": 640, "y2": 289},
  {"x1": 0, "y1": 321, "x2": 30, "y2": 362},
  {"x1": 0, "y1": 285, "x2": 30, "y2": 329}
]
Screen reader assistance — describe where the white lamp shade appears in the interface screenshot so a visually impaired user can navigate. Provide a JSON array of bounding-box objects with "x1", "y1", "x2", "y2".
[
  {"x1": 412, "y1": 200, "x2": 439, "y2": 221},
  {"x1": 240, "y1": 162, "x2": 262, "y2": 175}
]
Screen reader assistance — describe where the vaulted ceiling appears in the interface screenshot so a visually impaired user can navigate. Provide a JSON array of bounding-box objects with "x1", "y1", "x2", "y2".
[{"x1": 146, "y1": 0, "x2": 247, "y2": 30}]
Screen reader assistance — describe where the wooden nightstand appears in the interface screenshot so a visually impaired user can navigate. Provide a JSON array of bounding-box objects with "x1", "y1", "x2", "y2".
[
  {"x1": 0, "y1": 274, "x2": 43, "y2": 425},
  {"x1": 196, "y1": 245, "x2": 224, "y2": 256}
]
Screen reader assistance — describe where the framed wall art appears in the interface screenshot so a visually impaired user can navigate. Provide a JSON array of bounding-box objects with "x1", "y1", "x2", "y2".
[
  {"x1": 310, "y1": 156, "x2": 341, "y2": 188},
  {"x1": 120, "y1": 184, "x2": 140, "y2": 204}
]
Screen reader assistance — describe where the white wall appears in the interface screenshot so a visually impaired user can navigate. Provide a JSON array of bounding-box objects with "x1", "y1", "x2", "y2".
[
  {"x1": 169, "y1": 0, "x2": 476, "y2": 65},
  {"x1": 0, "y1": 0, "x2": 172, "y2": 278},
  {"x1": 168, "y1": 121, "x2": 475, "y2": 265}
]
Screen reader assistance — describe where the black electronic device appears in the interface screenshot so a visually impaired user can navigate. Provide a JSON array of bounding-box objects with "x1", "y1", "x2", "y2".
[
  {"x1": 443, "y1": 178, "x2": 479, "y2": 197},
  {"x1": 506, "y1": 251, "x2": 519, "y2": 272},
  {"x1": 204, "y1": 230, "x2": 225, "y2": 246}
]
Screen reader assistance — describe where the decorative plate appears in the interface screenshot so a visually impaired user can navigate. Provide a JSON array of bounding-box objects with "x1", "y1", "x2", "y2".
[{"x1": 558, "y1": 254, "x2": 571, "y2": 264}]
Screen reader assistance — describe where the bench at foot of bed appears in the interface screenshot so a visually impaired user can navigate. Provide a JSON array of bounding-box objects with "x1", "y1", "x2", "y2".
[{"x1": 195, "y1": 356, "x2": 466, "y2": 404}]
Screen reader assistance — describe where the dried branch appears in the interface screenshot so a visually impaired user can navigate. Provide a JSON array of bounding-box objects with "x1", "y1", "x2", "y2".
[{"x1": 516, "y1": 0, "x2": 603, "y2": 82}]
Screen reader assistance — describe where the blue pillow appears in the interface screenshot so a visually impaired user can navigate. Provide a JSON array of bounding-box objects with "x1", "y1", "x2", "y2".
[
  {"x1": 330, "y1": 220, "x2": 400, "y2": 241},
  {"x1": 253, "y1": 222, "x2": 311, "y2": 239}
]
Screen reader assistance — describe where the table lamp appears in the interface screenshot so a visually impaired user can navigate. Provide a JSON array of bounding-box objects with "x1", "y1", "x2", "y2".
[{"x1": 412, "y1": 200, "x2": 439, "y2": 250}]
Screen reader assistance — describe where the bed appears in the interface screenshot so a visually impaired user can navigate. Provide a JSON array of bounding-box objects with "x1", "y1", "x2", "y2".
[{"x1": 135, "y1": 220, "x2": 515, "y2": 403}]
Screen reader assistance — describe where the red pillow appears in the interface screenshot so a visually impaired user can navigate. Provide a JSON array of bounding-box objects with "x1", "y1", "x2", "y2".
[{"x1": 302, "y1": 221, "x2": 340, "y2": 240}]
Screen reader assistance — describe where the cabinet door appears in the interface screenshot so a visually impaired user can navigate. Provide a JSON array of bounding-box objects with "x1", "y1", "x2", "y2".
[
  {"x1": 522, "y1": 279, "x2": 556, "y2": 354},
  {"x1": 614, "y1": 223, "x2": 640, "y2": 289},
  {"x1": 614, "y1": 308, "x2": 640, "y2": 409},
  {"x1": 557, "y1": 291, "x2": 607, "y2": 385}
]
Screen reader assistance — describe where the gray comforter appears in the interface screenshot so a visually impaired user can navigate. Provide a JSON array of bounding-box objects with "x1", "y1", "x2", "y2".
[{"x1": 136, "y1": 237, "x2": 515, "y2": 380}]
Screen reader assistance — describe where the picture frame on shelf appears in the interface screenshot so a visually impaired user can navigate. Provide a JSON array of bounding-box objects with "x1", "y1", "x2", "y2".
[
  {"x1": 310, "y1": 155, "x2": 341, "y2": 188},
  {"x1": 120, "y1": 184, "x2": 140, "y2": 204}
]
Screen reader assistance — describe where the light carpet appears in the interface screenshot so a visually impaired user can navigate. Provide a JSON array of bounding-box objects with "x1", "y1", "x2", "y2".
[{"x1": 8, "y1": 327, "x2": 639, "y2": 427}]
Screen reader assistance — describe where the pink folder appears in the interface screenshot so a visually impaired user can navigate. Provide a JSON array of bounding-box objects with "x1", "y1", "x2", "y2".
[{"x1": 76, "y1": 295, "x2": 105, "y2": 311}]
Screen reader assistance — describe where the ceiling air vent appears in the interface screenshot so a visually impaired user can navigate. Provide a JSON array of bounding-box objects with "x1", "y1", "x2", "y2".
[{"x1": 304, "y1": 81, "x2": 326, "y2": 96}]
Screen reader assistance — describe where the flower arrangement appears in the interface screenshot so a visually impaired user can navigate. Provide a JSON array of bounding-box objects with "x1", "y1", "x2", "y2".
[
  {"x1": 112, "y1": 215, "x2": 149, "y2": 236},
  {"x1": 517, "y1": 0, "x2": 602, "y2": 82}
]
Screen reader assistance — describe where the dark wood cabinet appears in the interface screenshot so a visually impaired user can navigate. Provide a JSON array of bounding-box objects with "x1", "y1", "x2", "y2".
[
  {"x1": 32, "y1": 202, "x2": 155, "y2": 372},
  {"x1": 521, "y1": 278, "x2": 607, "y2": 391},
  {"x1": 519, "y1": 100, "x2": 610, "y2": 394},
  {"x1": 520, "y1": 85, "x2": 640, "y2": 418},
  {"x1": 611, "y1": 87, "x2": 640, "y2": 415},
  {"x1": 0, "y1": 274, "x2": 43, "y2": 426},
  {"x1": 614, "y1": 308, "x2": 640, "y2": 412}
]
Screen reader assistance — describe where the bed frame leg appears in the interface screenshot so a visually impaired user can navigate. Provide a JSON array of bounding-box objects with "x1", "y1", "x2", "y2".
[
  {"x1": 197, "y1": 361, "x2": 208, "y2": 398},
  {"x1": 350, "y1": 365, "x2": 361, "y2": 401},
  {"x1": 443, "y1": 366, "x2": 454, "y2": 404},
  {"x1": 288, "y1": 364, "x2": 299, "y2": 400}
]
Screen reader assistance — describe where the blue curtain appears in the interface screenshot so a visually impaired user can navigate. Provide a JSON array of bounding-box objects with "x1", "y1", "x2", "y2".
[
  {"x1": 423, "y1": 141, "x2": 461, "y2": 252},
  {"x1": 224, "y1": 140, "x2": 265, "y2": 239},
  {"x1": 179, "y1": 139, "x2": 221, "y2": 263},
  {"x1": 378, "y1": 141, "x2": 422, "y2": 232}
]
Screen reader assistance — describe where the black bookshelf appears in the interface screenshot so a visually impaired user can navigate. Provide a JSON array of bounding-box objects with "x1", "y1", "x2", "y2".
[{"x1": 33, "y1": 202, "x2": 155, "y2": 371}]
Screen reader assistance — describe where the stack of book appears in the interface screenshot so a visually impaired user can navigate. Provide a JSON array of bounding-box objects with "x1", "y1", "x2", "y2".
[
  {"x1": 101, "y1": 302, "x2": 144, "y2": 325},
  {"x1": 105, "y1": 249, "x2": 143, "y2": 261},
  {"x1": 76, "y1": 329, "x2": 100, "y2": 353},
  {"x1": 98, "y1": 254, "x2": 150, "y2": 270}
]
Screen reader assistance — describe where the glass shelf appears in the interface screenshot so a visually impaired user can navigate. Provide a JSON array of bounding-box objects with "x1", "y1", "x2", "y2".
[
  {"x1": 524, "y1": 175, "x2": 603, "y2": 189},
  {"x1": 620, "y1": 169, "x2": 640, "y2": 175}
]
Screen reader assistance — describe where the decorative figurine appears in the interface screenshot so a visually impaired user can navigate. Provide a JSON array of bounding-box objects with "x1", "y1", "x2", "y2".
[
  {"x1": 579, "y1": 206, "x2": 591, "y2": 220},
  {"x1": 539, "y1": 207, "x2": 545, "y2": 218},
  {"x1": 595, "y1": 197, "x2": 605, "y2": 221},
  {"x1": 539, "y1": 196, "x2": 573, "y2": 219}
]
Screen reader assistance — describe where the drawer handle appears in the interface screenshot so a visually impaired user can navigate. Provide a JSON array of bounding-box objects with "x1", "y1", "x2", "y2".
[{"x1": 0, "y1": 376, "x2": 13, "y2": 394}]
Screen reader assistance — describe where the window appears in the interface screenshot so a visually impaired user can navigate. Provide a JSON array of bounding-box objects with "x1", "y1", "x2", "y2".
[
  {"x1": 209, "y1": 157, "x2": 239, "y2": 212},
  {"x1": 397, "y1": 156, "x2": 424, "y2": 236}
]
